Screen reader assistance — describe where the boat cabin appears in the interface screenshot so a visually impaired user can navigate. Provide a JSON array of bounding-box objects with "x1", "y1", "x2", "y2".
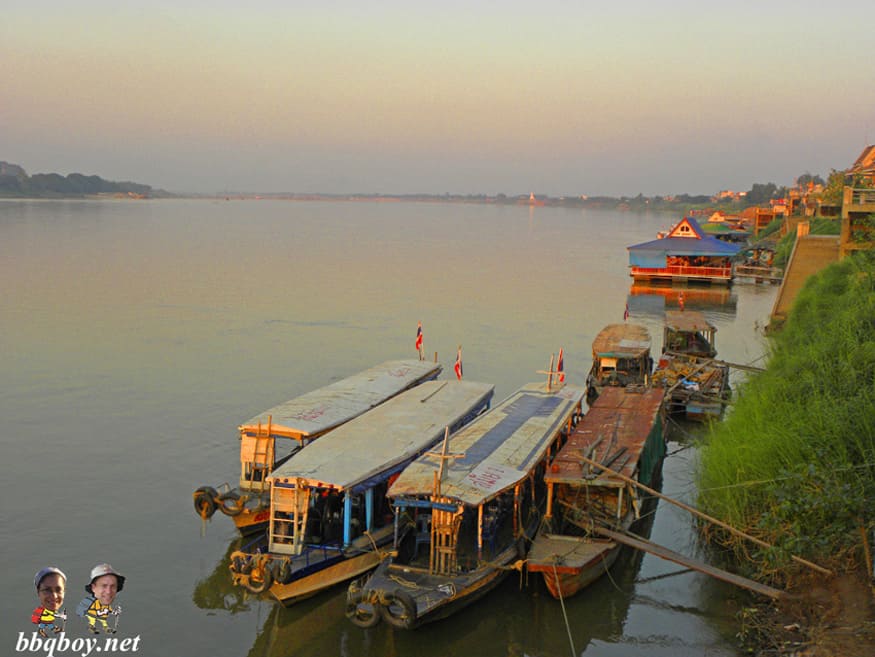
[
  {"x1": 662, "y1": 310, "x2": 717, "y2": 358},
  {"x1": 586, "y1": 323, "x2": 652, "y2": 402}
]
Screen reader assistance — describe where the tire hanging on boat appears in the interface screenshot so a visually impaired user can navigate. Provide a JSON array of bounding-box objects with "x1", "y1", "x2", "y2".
[
  {"x1": 271, "y1": 559, "x2": 292, "y2": 585},
  {"x1": 217, "y1": 491, "x2": 244, "y2": 516},
  {"x1": 242, "y1": 558, "x2": 273, "y2": 594},
  {"x1": 345, "y1": 590, "x2": 381, "y2": 629},
  {"x1": 378, "y1": 589, "x2": 417, "y2": 630},
  {"x1": 193, "y1": 486, "x2": 218, "y2": 519}
]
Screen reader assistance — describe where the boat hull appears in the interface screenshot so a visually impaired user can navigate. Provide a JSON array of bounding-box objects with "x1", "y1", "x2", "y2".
[
  {"x1": 538, "y1": 539, "x2": 623, "y2": 599},
  {"x1": 271, "y1": 549, "x2": 385, "y2": 606},
  {"x1": 351, "y1": 541, "x2": 522, "y2": 629}
]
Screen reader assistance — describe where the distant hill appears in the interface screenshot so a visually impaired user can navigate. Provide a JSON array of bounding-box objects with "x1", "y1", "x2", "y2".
[{"x1": 0, "y1": 161, "x2": 163, "y2": 198}]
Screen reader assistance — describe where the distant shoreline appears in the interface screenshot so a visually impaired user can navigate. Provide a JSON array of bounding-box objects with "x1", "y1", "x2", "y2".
[{"x1": 0, "y1": 191, "x2": 742, "y2": 215}]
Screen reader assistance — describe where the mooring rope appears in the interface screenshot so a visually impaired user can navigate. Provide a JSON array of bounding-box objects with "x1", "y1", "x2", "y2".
[{"x1": 552, "y1": 561, "x2": 576, "y2": 657}]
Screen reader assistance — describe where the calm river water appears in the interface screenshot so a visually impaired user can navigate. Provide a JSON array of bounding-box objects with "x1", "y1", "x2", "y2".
[{"x1": 1, "y1": 199, "x2": 778, "y2": 657}]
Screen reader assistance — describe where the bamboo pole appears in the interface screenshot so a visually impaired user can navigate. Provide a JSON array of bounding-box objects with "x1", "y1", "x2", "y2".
[
  {"x1": 664, "y1": 352, "x2": 766, "y2": 373},
  {"x1": 578, "y1": 455, "x2": 833, "y2": 576}
]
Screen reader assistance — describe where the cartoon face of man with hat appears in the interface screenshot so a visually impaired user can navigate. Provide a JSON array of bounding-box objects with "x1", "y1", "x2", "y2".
[{"x1": 77, "y1": 563, "x2": 125, "y2": 634}]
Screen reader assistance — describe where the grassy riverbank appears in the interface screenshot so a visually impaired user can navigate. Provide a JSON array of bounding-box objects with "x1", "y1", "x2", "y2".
[{"x1": 698, "y1": 250, "x2": 875, "y2": 578}]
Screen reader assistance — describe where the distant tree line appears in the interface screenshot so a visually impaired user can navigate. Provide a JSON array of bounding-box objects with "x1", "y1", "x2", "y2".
[{"x1": 0, "y1": 162, "x2": 153, "y2": 198}]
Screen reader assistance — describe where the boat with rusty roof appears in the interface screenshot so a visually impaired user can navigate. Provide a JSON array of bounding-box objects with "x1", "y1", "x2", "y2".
[{"x1": 526, "y1": 386, "x2": 666, "y2": 599}]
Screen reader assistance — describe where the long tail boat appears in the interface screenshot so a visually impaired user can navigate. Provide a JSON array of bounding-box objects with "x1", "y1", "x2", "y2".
[
  {"x1": 227, "y1": 379, "x2": 495, "y2": 603},
  {"x1": 526, "y1": 386, "x2": 666, "y2": 599},
  {"x1": 192, "y1": 359, "x2": 442, "y2": 535},
  {"x1": 346, "y1": 374, "x2": 585, "y2": 630}
]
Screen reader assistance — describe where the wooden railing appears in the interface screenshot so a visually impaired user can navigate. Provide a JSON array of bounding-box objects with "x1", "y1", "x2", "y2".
[{"x1": 631, "y1": 265, "x2": 732, "y2": 280}]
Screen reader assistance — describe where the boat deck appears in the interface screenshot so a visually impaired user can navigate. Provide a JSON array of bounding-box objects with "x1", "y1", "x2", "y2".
[{"x1": 546, "y1": 386, "x2": 666, "y2": 487}]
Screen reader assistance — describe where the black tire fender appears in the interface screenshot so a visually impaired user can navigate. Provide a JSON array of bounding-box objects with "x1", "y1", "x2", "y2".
[
  {"x1": 217, "y1": 491, "x2": 244, "y2": 516},
  {"x1": 346, "y1": 590, "x2": 381, "y2": 629},
  {"x1": 193, "y1": 486, "x2": 218, "y2": 519},
  {"x1": 378, "y1": 589, "x2": 417, "y2": 630},
  {"x1": 243, "y1": 559, "x2": 273, "y2": 594},
  {"x1": 272, "y1": 559, "x2": 292, "y2": 585}
]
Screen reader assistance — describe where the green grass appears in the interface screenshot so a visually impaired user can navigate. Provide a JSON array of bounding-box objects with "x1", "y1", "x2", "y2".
[
  {"x1": 697, "y1": 250, "x2": 875, "y2": 580},
  {"x1": 772, "y1": 218, "x2": 841, "y2": 269}
]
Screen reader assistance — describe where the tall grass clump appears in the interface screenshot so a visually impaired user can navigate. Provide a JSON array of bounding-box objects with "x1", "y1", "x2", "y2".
[{"x1": 698, "y1": 250, "x2": 875, "y2": 580}]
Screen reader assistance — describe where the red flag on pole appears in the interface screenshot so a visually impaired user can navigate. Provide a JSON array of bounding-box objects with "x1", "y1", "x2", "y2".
[
  {"x1": 557, "y1": 348, "x2": 565, "y2": 383},
  {"x1": 454, "y1": 346, "x2": 463, "y2": 380},
  {"x1": 415, "y1": 321, "x2": 423, "y2": 354}
]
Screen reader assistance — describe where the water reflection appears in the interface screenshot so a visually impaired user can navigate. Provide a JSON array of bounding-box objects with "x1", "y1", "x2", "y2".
[
  {"x1": 628, "y1": 283, "x2": 738, "y2": 320},
  {"x1": 192, "y1": 538, "x2": 253, "y2": 615}
]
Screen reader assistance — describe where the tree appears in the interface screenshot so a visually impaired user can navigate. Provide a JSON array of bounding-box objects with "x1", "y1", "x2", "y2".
[
  {"x1": 795, "y1": 172, "x2": 825, "y2": 187},
  {"x1": 745, "y1": 182, "x2": 780, "y2": 206}
]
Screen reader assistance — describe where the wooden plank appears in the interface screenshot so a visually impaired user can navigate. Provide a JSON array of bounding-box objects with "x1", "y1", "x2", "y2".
[{"x1": 592, "y1": 526, "x2": 789, "y2": 600}]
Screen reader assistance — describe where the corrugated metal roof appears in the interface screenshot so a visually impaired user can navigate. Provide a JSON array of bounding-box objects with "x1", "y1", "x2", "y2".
[
  {"x1": 390, "y1": 382, "x2": 585, "y2": 506},
  {"x1": 268, "y1": 379, "x2": 494, "y2": 491},
  {"x1": 545, "y1": 386, "x2": 664, "y2": 487},
  {"x1": 591, "y1": 324, "x2": 651, "y2": 358},
  {"x1": 663, "y1": 310, "x2": 715, "y2": 334},
  {"x1": 627, "y1": 235, "x2": 741, "y2": 256},
  {"x1": 628, "y1": 218, "x2": 741, "y2": 256},
  {"x1": 239, "y1": 359, "x2": 442, "y2": 439}
]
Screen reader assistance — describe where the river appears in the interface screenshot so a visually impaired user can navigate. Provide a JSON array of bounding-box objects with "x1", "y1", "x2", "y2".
[{"x1": 0, "y1": 198, "x2": 778, "y2": 656}]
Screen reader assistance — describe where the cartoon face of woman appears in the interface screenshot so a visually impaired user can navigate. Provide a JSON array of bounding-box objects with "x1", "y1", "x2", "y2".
[{"x1": 38, "y1": 573, "x2": 65, "y2": 611}]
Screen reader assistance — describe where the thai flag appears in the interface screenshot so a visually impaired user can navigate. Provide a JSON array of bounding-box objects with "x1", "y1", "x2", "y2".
[
  {"x1": 415, "y1": 321, "x2": 423, "y2": 352},
  {"x1": 454, "y1": 346, "x2": 463, "y2": 380},
  {"x1": 557, "y1": 348, "x2": 565, "y2": 383},
  {"x1": 624, "y1": 302, "x2": 630, "y2": 321}
]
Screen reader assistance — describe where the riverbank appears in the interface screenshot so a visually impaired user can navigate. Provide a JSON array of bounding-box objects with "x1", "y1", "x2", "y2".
[{"x1": 697, "y1": 249, "x2": 875, "y2": 654}]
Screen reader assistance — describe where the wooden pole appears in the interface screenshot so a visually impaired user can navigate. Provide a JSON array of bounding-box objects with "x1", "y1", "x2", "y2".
[
  {"x1": 578, "y1": 454, "x2": 833, "y2": 576},
  {"x1": 663, "y1": 352, "x2": 766, "y2": 373}
]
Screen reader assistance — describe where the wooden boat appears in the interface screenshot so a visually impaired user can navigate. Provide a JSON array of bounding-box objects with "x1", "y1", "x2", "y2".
[
  {"x1": 526, "y1": 386, "x2": 666, "y2": 599},
  {"x1": 652, "y1": 311, "x2": 730, "y2": 420},
  {"x1": 585, "y1": 323, "x2": 653, "y2": 404},
  {"x1": 227, "y1": 379, "x2": 495, "y2": 604},
  {"x1": 192, "y1": 359, "x2": 442, "y2": 535},
  {"x1": 346, "y1": 378, "x2": 585, "y2": 630},
  {"x1": 627, "y1": 216, "x2": 741, "y2": 284},
  {"x1": 661, "y1": 310, "x2": 717, "y2": 358}
]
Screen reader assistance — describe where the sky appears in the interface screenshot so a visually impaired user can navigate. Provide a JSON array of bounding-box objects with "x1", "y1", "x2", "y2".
[{"x1": 3, "y1": 1, "x2": 875, "y2": 197}]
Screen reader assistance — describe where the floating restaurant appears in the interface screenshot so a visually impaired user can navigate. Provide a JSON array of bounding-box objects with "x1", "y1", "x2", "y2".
[{"x1": 627, "y1": 216, "x2": 742, "y2": 284}]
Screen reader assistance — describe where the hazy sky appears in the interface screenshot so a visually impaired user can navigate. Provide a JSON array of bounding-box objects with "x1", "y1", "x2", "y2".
[{"x1": 4, "y1": 1, "x2": 874, "y2": 196}]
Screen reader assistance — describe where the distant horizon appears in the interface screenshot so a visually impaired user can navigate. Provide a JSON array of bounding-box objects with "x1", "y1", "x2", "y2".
[
  {"x1": 5, "y1": 3, "x2": 873, "y2": 199},
  {"x1": 0, "y1": 157, "x2": 831, "y2": 201}
]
